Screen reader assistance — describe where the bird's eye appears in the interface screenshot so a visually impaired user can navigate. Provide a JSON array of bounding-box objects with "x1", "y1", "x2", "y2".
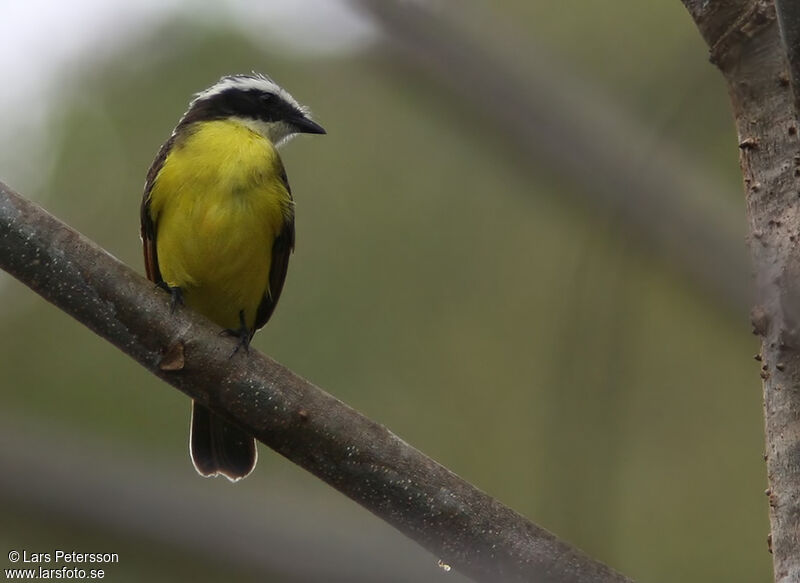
[{"x1": 260, "y1": 93, "x2": 276, "y2": 104}]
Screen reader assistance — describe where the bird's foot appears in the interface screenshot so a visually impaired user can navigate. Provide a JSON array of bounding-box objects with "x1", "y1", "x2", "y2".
[
  {"x1": 220, "y1": 310, "x2": 251, "y2": 357},
  {"x1": 157, "y1": 283, "x2": 184, "y2": 313}
]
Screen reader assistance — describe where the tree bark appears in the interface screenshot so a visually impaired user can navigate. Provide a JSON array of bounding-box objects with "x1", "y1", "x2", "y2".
[
  {"x1": 682, "y1": 1, "x2": 800, "y2": 580},
  {"x1": 0, "y1": 181, "x2": 633, "y2": 583}
]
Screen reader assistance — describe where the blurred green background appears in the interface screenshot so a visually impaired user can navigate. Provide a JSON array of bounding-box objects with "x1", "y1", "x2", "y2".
[{"x1": 0, "y1": 1, "x2": 768, "y2": 582}]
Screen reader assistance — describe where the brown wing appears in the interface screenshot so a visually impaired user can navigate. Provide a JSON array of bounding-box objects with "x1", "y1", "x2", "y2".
[
  {"x1": 140, "y1": 135, "x2": 176, "y2": 284},
  {"x1": 252, "y1": 163, "x2": 295, "y2": 335}
]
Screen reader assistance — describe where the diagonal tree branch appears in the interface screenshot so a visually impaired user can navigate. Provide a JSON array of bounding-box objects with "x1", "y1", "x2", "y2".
[
  {"x1": 0, "y1": 180, "x2": 633, "y2": 583},
  {"x1": 681, "y1": 1, "x2": 800, "y2": 581}
]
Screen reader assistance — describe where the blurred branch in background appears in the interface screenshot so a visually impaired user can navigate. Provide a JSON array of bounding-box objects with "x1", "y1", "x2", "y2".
[
  {"x1": 0, "y1": 182, "x2": 633, "y2": 583},
  {"x1": 353, "y1": 0, "x2": 749, "y2": 311},
  {"x1": 0, "y1": 414, "x2": 468, "y2": 583}
]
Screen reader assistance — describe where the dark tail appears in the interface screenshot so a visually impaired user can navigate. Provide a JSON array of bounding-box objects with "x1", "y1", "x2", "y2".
[{"x1": 190, "y1": 401, "x2": 257, "y2": 481}]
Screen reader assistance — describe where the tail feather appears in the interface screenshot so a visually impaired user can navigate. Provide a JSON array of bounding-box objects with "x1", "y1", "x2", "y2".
[{"x1": 190, "y1": 401, "x2": 257, "y2": 481}]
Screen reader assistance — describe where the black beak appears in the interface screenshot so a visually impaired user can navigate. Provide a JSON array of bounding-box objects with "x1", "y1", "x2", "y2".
[{"x1": 291, "y1": 116, "x2": 326, "y2": 135}]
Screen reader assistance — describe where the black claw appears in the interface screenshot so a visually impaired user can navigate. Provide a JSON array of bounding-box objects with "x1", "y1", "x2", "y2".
[
  {"x1": 157, "y1": 282, "x2": 184, "y2": 313},
  {"x1": 221, "y1": 310, "x2": 251, "y2": 357},
  {"x1": 169, "y1": 287, "x2": 184, "y2": 313}
]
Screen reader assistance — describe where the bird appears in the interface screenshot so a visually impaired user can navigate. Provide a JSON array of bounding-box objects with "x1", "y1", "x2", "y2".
[{"x1": 140, "y1": 73, "x2": 325, "y2": 481}]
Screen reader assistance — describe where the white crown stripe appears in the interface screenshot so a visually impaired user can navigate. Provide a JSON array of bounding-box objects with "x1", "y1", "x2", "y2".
[{"x1": 191, "y1": 74, "x2": 305, "y2": 114}]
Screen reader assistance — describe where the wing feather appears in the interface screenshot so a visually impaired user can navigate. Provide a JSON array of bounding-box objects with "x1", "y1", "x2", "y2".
[
  {"x1": 253, "y1": 163, "x2": 295, "y2": 334},
  {"x1": 140, "y1": 135, "x2": 176, "y2": 284}
]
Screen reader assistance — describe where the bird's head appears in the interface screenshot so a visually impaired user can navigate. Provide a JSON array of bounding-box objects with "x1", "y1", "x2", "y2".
[{"x1": 179, "y1": 73, "x2": 326, "y2": 146}]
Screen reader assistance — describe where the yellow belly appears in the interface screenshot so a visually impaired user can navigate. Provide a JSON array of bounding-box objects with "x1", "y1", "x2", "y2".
[{"x1": 148, "y1": 120, "x2": 292, "y2": 330}]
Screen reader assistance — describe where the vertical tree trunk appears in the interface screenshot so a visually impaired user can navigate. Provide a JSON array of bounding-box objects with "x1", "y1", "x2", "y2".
[{"x1": 682, "y1": 1, "x2": 800, "y2": 580}]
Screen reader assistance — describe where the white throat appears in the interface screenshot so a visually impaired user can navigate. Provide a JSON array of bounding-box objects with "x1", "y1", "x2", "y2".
[{"x1": 233, "y1": 117, "x2": 296, "y2": 147}]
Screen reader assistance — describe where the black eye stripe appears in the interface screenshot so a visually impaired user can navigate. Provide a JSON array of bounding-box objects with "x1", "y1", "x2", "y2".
[{"x1": 182, "y1": 87, "x2": 300, "y2": 126}]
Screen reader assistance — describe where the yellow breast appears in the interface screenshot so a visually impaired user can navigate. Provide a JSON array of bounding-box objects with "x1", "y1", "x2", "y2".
[{"x1": 148, "y1": 120, "x2": 292, "y2": 330}]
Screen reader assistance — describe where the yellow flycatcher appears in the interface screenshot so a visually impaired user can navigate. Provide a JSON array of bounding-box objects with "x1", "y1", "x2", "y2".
[{"x1": 140, "y1": 74, "x2": 325, "y2": 480}]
